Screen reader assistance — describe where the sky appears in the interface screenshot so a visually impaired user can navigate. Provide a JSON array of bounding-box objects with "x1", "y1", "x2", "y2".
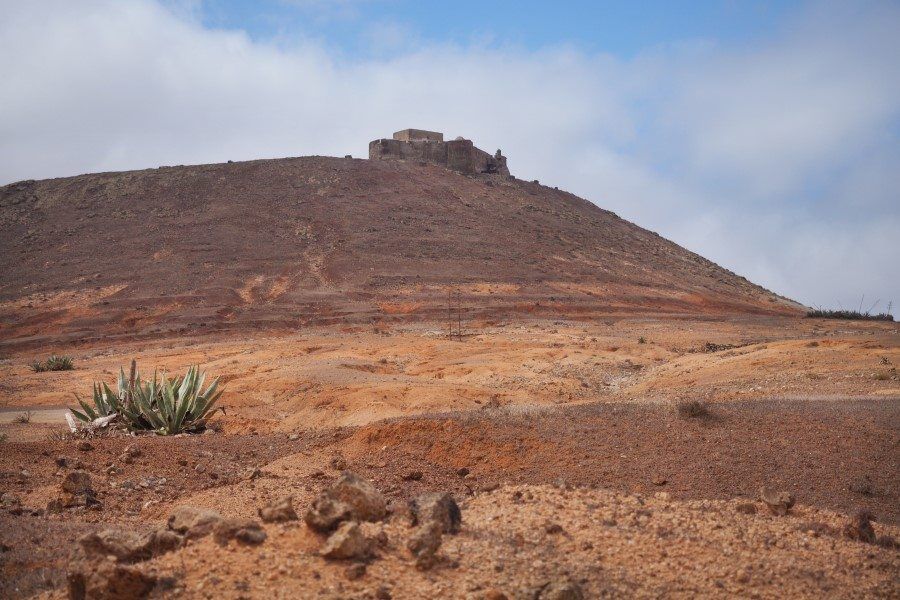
[{"x1": 0, "y1": 0, "x2": 898, "y2": 312}]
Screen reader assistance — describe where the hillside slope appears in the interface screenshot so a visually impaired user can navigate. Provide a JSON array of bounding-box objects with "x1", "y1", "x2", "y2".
[{"x1": 0, "y1": 156, "x2": 799, "y2": 347}]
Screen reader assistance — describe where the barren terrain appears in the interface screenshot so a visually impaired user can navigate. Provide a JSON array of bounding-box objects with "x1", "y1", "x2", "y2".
[{"x1": 0, "y1": 157, "x2": 897, "y2": 599}]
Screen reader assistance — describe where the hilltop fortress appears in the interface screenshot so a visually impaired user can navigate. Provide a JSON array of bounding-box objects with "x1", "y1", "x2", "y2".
[{"x1": 369, "y1": 129, "x2": 510, "y2": 177}]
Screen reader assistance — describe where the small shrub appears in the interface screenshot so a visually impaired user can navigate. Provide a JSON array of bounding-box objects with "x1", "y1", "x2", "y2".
[
  {"x1": 71, "y1": 362, "x2": 223, "y2": 435},
  {"x1": 805, "y1": 309, "x2": 893, "y2": 322},
  {"x1": 703, "y1": 342, "x2": 736, "y2": 353},
  {"x1": 638, "y1": 337, "x2": 646, "y2": 344},
  {"x1": 676, "y1": 400, "x2": 710, "y2": 419},
  {"x1": 31, "y1": 355, "x2": 74, "y2": 372},
  {"x1": 13, "y1": 411, "x2": 32, "y2": 424}
]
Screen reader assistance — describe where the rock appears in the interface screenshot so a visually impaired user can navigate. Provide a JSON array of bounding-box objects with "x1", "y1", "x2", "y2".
[
  {"x1": 374, "y1": 586, "x2": 392, "y2": 599},
  {"x1": 76, "y1": 441, "x2": 94, "y2": 452},
  {"x1": 345, "y1": 563, "x2": 367, "y2": 580},
  {"x1": 330, "y1": 455, "x2": 348, "y2": 471},
  {"x1": 305, "y1": 496, "x2": 353, "y2": 533},
  {"x1": 844, "y1": 510, "x2": 877, "y2": 544},
  {"x1": 409, "y1": 492, "x2": 462, "y2": 534},
  {"x1": 402, "y1": 471, "x2": 423, "y2": 481},
  {"x1": 651, "y1": 474, "x2": 667, "y2": 486},
  {"x1": 848, "y1": 476, "x2": 873, "y2": 496},
  {"x1": 735, "y1": 503, "x2": 758, "y2": 515},
  {"x1": 320, "y1": 521, "x2": 371, "y2": 560},
  {"x1": 213, "y1": 519, "x2": 267, "y2": 546},
  {"x1": 79, "y1": 529, "x2": 182, "y2": 563},
  {"x1": 55, "y1": 456, "x2": 69, "y2": 468},
  {"x1": 304, "y1": 472, "x2": 386, "y2": 532},
  {"x1": 61, "y1": 471, "x2": 98, "y2": 507},
  {"x1": 258, "y1": 496, "x2": 298, "y2": 523},
  {"x1": 288, "y1": 433, "x2": 300, "y2": 441},
  {"x1": 456, "y1": 467, "x2": 470, "y2": 477},
  {"x1": 544, "y1": 522, "x2": 564, "y2": 535},
  {"x1": 167, "y1": 506, "x2": 224, "y2": 539},
  {"x1": 539, "y1": 580, "x2": 585, "y2": 600},
  {"x1": 759, "y1": 487, "x2": 795, "y2": 516},
  {"x1": 67, "y1": 561, "x2": 157, "y2": 600},
  {"x1": 407, "y1": 521, "x2": 442, "y2": 570}
]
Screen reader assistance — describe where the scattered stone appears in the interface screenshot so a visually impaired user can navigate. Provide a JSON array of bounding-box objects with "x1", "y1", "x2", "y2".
[
  {"x1": 60, "y1": 471, "x2": 98, "y2": 507},
  {"x1": 538, "y1": 580, "x2": 585, "y2": 600},
  {"x1": 258, "y1": 496, "x2": 298, "y2": 523},
  {"x1": 67, "y1": 561, "x2": 157, "y2": 600},
  {"x1": 305, "y1": 497, "x2": 353, "y2": 533},
  {"x1": 759, "y1": 487, "x2": 795, "y2": 516},
  {"x1": 76, "y1": 441, "x2": 94, "y2": 452},
  {"x1": 544, "y1": 522, "x2": 564, "y2": 535},
  {"x1": 407, "y1": 521, "x2": 442, "y2": 570},
  {"x1": 843, "y1": 510, "x2": 877, "y2": 544},
  {"x1": 214, "y1": 519, "x2": 267, "y2": 546},
  {"x1": 409, "y1": 492, "x2": 462, "y2": 534},
  {"x1": 304, "y1": 472, "x2": 386, "y2": 532},
  {"x1": 735, "y1": 503, "x2": 758, "y2": 515},
  {"x1": 79, "y1": 529, "x2": 182, "y2": 563},
  {"x1": 402, "y1": 471, "x2": 423, "y2": 481},
  {"x1": 320, "y1": 521, "x2": 371, "y2": 560},
  {"x1": 345, "y1": 563, "x2": 367, "y2": 580},
  {"x1": 374, "y1": 585, "x2": 392, "y2": 599},
  {"x1": 167, "y1": 506, "x2": 224, "y2": 539},
  {"x1": 798, "y1": 521, "x2": 836, "y2": 538},
  {"x1": 848, "y1": 476, "x2": 873, "y2": 496}
]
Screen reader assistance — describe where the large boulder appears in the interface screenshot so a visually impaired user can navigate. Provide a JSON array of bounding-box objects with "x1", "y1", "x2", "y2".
[
  {"x1": 320, "y1": 521, "x2": 371, "y2": 560},
  {"x1": 61, "y1": 471, "x2": 98, "y2": 507},
  {"x1": 258, "y1": 496, "x2": 298, "y2": 523},
  {"x1": 409, "y1": 492, "x2": 461, "y2": 534},
  {"x1": 844, "y1": 510, "x2": 877, "y2": 544},
  {"x1": 406, "y1": 521, "x2": 442, "y2": 570},
  {"x1": 305, "y1": 472, "x2": 386, "y2": 533},
  {"x1": 759, "y1": 487, "x2": 795, "y2": 516},
  {"x1": 167, "y1": 506, "x2": 224, "y2": 539},
  {"x1": 67, "y1": 562, "x2": 157, "y2": 600},
  {"x1": 539, "y1": 581, "x2": 585, "y2": 600},
  {"x1": 79, "y1": 529, "x2": 182, "y2": 563},
  {"x1": 213, "y1": 519, "x2": 267, "y2": 546}
]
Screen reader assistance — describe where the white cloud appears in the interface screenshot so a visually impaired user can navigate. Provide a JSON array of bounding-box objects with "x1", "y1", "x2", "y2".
[{"x1": 0, "y1": 0, "x2": 897, "y2": 310}]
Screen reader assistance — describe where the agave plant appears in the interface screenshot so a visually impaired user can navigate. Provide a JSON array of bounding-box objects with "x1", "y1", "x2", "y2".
[
  {"x1": 31, "y1": 355, "x2": 74, "y2": 372},
  {"x1": 71, "y1": 362, "x2": 223, "y2": 435},
  {"x1": 127, "y1": 367, "x2": 222, "y2": 434}
]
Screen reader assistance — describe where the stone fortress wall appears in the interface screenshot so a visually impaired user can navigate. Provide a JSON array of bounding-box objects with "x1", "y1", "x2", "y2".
[{"x1": 369, "y1": 129, "x2": 510, "y2": 177}]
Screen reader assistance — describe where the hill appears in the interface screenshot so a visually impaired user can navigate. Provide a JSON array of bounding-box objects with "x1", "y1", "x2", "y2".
[{"x1": 0, "y1": 156, "x2": 799, "y2": 348}]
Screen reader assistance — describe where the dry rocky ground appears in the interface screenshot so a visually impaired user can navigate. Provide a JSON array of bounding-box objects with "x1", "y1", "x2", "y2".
[{"x1": 0, "y1": 316, "x2": 898, "y2": 599}]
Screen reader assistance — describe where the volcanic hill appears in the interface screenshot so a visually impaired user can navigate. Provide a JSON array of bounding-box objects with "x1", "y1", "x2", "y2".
[{"x1": 0, "y1": 155, "x2": 799, "y2": 348}]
